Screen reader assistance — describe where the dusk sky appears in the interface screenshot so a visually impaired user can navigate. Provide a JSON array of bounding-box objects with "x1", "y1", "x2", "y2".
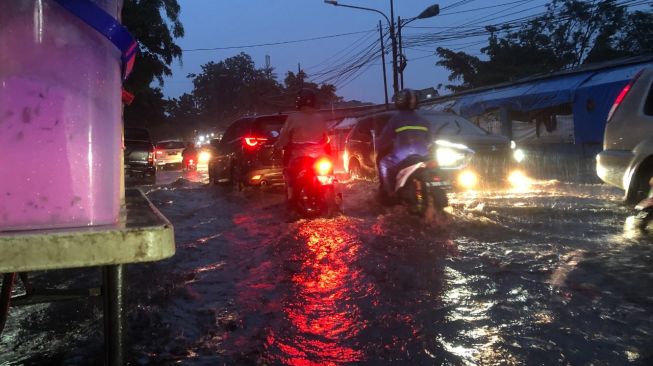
[{"x1": 161, "y1": 0, "x2": 551, "y2": 104}]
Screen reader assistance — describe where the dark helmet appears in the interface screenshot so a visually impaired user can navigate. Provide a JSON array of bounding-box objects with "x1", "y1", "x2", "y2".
[
  {"x1": 394, "y1": 89, "x2": 419, "y2": 111},
  {"x1": 296, "y1": 88, "x2": 317, "y2": 109}
]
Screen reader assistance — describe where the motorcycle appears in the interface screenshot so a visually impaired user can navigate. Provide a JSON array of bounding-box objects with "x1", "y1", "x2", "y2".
[
  {"x1": 384, "y1": 140, "x2": 474, "y2": 218},
  {"x1": 183, "y1": 155, "x2": 197, "y2": 171},
  {"x1": 286, "y1": 155, "x2": 342, "y2": 218}
]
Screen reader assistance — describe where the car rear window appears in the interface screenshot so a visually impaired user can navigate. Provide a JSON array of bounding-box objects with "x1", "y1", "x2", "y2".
[
  {"x1": 156, "y1": 141, "x2": 186, "y2": 149},
  {"x1": 125, "y1": 128, "x2": 150, "y2": 141},
  {"x1": 424, "y1": 113, "x2": 490, "y2": 136},
  {"x1": 252, "y1": 116, "x2": 287, "y2": 138}
]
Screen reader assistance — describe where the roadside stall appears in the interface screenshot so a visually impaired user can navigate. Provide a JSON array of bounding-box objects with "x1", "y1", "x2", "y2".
[{"x1": 0, "y1": 1, "x2": 175, "y2": 365}]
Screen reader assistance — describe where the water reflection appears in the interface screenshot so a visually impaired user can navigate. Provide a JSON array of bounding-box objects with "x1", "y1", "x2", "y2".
[{"x1": 264, "y1": 218, "x2": 369, "y2": 365}]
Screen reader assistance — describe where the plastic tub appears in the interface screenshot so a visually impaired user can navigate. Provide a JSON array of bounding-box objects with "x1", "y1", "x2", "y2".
[{"x1": 0, "y1": 0, "x2": 123, "y2": 231}]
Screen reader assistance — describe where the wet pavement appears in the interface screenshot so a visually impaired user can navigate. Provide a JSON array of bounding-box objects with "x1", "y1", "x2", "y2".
[{"x1": 1, "y1": 166, "x2": 653, "y2": 365}]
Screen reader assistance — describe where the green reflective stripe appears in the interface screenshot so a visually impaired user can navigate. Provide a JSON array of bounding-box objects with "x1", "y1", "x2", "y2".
[{"x1": 395, "y1": 125, "x2": 428, "y2": 133}]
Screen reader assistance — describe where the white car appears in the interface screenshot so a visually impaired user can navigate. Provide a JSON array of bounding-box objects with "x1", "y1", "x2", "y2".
[{"x1": 155, "y1": 140, "x2": 186, "y2": 168}]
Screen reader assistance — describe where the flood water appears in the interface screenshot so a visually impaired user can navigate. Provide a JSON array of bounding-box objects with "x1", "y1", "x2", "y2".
[{"x1": 1, "y1": 166, "x2": 652, "y2": 365}]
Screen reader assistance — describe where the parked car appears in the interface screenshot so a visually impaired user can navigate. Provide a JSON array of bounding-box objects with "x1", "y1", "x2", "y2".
[
  {"x1": 343, "y1": 110, "x2": 524, "y2": 189},
  {"x1": 208, "y1": 114, "x2": 287, "y2": 189},
  {"x1": 596, "y1": 66, "x2": 653, "y2": 203},
  {"x1": 155, "y1": 140, "x2": 186, "y2": 169},
  {"x1": 124, "y1": 127, "x2": 156, "y2": 184}
]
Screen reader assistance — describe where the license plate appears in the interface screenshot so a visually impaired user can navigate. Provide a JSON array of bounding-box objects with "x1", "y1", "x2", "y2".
[{"x1": 168, "y1": 152, "x2": 177, "y2": 156}]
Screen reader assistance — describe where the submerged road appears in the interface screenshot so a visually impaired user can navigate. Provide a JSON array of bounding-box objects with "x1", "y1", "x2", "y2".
[{"x1": 1, "y1": 167, "x2": 652, "y2": 365}]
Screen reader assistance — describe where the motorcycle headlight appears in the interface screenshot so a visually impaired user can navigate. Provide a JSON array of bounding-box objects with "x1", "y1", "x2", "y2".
[
  {"x1": 435, "y1": 140, "x2": 474, "y2": 169},
  {"x1": 513, "y1": 148, "x2": 525, "y2": 163}
]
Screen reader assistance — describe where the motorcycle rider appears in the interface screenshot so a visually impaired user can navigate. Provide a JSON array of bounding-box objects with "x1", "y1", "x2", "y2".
[
  {"x1": 274, "y1": 88, "x2": 331, "y2": 207},
  {"x1": 376, "y1": 89, "x2": 431, "y2": 202},
  {"x1": 182, "y1": 141, "x2": 198, "y2": 170}
]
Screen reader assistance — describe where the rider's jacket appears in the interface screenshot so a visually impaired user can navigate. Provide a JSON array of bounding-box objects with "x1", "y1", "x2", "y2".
[
  {"x1": 377, "y1": 110, "x2": 431, "y2": 156},
  {"x1": 274, "y1": 107, "x2": 329, "y2": 165}
]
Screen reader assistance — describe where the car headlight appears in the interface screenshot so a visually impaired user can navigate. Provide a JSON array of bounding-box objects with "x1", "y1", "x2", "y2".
[
  {"x1": 510, "y1": 140, "x2": 525, "y2": 163},
  {"x1": 435, "y1": 140, "x2": 474, "y2": 169},
  {"x1": 457, "y1": 170, "x2": 479, "y2": 189}
]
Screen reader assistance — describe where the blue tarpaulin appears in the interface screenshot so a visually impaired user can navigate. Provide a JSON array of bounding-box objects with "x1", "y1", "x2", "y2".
[
  {"x1": 444, "y1": 61, "x2": 652, "y2": 143},
  {"x1": 573, "y1": 64, "x2": 646, "y2": 143}
]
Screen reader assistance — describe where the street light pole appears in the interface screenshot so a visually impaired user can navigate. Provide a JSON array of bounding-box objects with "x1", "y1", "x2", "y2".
[
  {"x1": 397, "y1": 4, "x2": 440, "y2": 88},
  {"x1": 324, "y1": 0, "x2": 398, "y2": 95},
  {"x1": 324, "y1": 1, "x2": 439, "y2": 96}
]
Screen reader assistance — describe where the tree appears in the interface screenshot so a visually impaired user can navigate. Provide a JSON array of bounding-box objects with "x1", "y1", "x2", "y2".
[
  {"x1": 121, "y1": 0, "x2": 184, "y2": 131},
  {"x1": 436, "y1": 0, "x2": 651, "y2": 91},
  {"x1": 189, "y1": 53, "x2": 284, "y2": 130},
  {"x1": 282, "y1": 71, "x2": 342, "y2": 108},
  {"x1": 184, "y1": 53, "x2": 343, "y2": 132},
  {"x1": 164, "y1": 93, "x2": 200, "y2": 140}
]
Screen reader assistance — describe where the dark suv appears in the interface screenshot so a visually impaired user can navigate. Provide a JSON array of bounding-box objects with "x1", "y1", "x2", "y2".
[
  {"x1": 124, "y1": 127, "x2": 156, "y2": 184},
  {"x1": 208, "y1": 114, "x2": 287, "y2": 189},
  {"x1": 344, "y1": 110, "x2": 517, "y2": 187}
]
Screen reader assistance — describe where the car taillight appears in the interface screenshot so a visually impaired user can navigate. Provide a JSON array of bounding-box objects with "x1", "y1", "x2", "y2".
[
  {"x1": 243, "y1": 136, "x2": 268, "y2": 147},
  {"x1": 155, "y1": 150, "x2": 163, "y2": 156},
  {"x1": 607, "y1": 69, "x2": 644, "y2": 122},
  {"x1": 314, "y1": 157, "x2": 333, "y2": 176}
]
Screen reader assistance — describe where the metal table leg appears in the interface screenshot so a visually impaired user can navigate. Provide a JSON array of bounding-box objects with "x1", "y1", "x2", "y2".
[
  {"x1": 0, "y1": 273, "x2": 16, "y2": 335},
  {"x1": 103, "y1": 265, "x2": 125, "y2": 366}
]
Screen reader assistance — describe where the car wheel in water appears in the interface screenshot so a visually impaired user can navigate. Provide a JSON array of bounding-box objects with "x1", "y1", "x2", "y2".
[
  {"x1": 228, "y1": 165, "x2": 243, "y2": 192},
  {"x1": 629, "y1": 170, "x2": 653, "y2": 204}
]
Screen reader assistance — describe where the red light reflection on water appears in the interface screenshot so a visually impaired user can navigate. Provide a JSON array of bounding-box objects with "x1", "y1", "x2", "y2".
[{"x1": 265, "y1": 218, "x2": 369, "y2": 365}]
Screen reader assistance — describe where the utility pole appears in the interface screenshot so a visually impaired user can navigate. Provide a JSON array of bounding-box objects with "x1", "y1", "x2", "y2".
[
  {"x1": 398, "y1": 16, "x2": 405, "y2": 90},
  {"x1": 265, "y1": 54, "x2": 272, "y2": 79},
  {"x1": 389, "y1": 0, "x2": 399, "y2": 94},
  {"x1": 298, "y1": 63, "x2": 303, "y2": 89},
  {"x1": 379, "y1": 20, "x2": 389, "y2": 108}
]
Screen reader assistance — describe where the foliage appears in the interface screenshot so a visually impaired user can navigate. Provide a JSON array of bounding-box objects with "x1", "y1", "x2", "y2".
[
  {"x1": 121, "y1": 0, "x2": 184, "y2": 130},
  {"x1": 436, "y1": 1, "x2": 653, "y2": 91},
  {"x1": 167, "y1": 53, "x2": 342, "y2": 133}
]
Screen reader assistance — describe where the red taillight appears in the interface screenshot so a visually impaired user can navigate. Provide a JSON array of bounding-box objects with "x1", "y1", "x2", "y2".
[
  {"x1": 314, "y1": 158, "x2": 333, "y2": 176},
  {"x1": 155, "y1": 150, "x2": 163, "y2": 156},
  {"x1": 189, "y1": 159, "x2": 194, "y2": 164},
  {"x1": 607, "y1": 69, "x2": 644, "y2": 122},
  {"x1": 243, "y1": 136, "x2": 268, "y2": 147}
]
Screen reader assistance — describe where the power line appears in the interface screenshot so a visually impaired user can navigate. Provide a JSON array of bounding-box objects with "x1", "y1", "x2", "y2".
[
  {"x1": 182, "y1": 29, "x2": 376, "y2": 52},
  {"x1": 438, "y1": 0, "x2": 539, "y2": 16}
]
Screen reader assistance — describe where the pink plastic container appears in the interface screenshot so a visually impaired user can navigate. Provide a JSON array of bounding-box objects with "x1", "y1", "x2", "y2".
[{"x1": 0, "y1": 0, "x2": 123, "y2": 231}]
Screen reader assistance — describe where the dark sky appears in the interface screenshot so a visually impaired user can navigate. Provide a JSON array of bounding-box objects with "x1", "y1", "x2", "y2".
[{"x1": 161, "y1": 0, "x2": 550, "y2": 104}]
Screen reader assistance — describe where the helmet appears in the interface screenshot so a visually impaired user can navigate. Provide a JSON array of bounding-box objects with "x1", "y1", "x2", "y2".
[
  {"x1": 296, "y1": 88, "x2": 317, "y2": 109},
  {"x1": 394, "y1": 89, "x2": 419, "y2": 111}
]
